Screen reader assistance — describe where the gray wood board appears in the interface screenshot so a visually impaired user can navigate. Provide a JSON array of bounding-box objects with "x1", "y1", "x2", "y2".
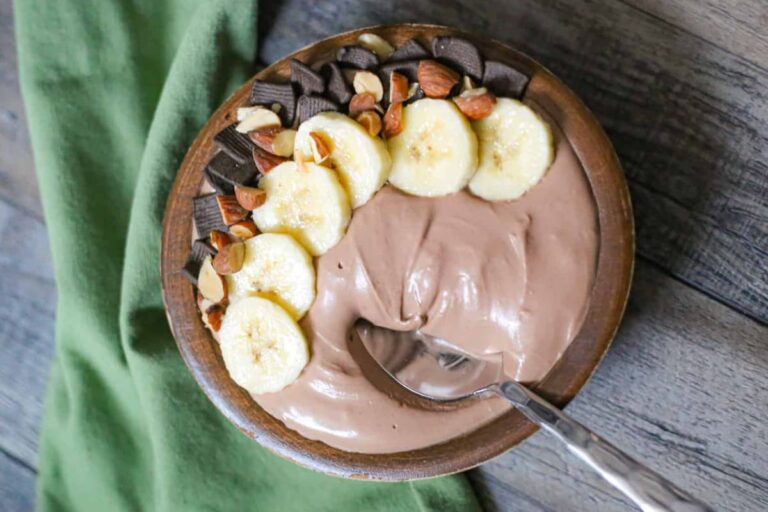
[
  {"x1": 470, "y1": 260, "x2": 768, "y2": 511},
  {"x1": 257, "y1": 0, "x2": 768, "y2": 324}
]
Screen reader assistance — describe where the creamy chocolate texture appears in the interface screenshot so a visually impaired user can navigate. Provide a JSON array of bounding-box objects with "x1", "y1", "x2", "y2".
[{"x1": 253, "y1": 110, "x2": 600, "y2": 453}]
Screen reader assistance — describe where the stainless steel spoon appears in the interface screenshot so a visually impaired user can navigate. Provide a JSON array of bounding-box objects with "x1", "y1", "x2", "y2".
[{"x1": 353, "y1": 319, "x2": 713, "y2": 512}]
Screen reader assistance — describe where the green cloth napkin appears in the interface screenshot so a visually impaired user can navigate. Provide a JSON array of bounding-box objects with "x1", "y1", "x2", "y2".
[{"x1": 14, "y1": 1, "x2": 482, "y2": 510}]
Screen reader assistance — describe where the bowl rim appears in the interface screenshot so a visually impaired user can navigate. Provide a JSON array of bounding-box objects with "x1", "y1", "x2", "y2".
[{"x1": 160, "y1": 23, "x2": 634, "y2": 481}]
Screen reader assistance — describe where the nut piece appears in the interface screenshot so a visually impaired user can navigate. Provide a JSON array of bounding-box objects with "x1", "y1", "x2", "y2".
[
  {"x1": 383, "y1": 102, "x2": 403, "y2": 138},
  {"x1": 197, "y1": 256, "x2": 227, "y2": 304},
  {"x1": 357, "y1": 33, "x2": 394, "y2": 60},
  {"x1": 389, "y1": 71, "x2": 410, "y2": 104},
  {"x1": 209, "y1": 229, "x2": 233, "y2": 251},
  {"x1": 212, "y1": 241, "x2": 245, "y2": 275},
  {"x1": 460, "y1": 75, "x2": 476, "y2": 94},
  {"x1": 235, "y1": 106, "x2": 282, "y2": 133},
  {"x1": 453, "y1": 87, "x2": 497, "y2": 120},
  {"x1": 348, "y1": 92, "x2": 378, "y2": 117},
  {"x1": 252, "y1": 146, "x2": 286, "y2": 174},
  {"x1": 216, "y1": 195, "x2": 248, "y2": 225},
  {"x1": 203, "y1": 304, "x2": 225, "y2": 332},
  {"x1": 355, "y1": 111, "x2": 382, "y2": 137},
  {"x1": 353, "y1": 71, "x2": 384, "y2": 102},
  {"x1": 417, "y1": 60, "x2": 460, "y2": 99},
  {"x1": 229, "y1": 220, "x2": 259, "y2": 240},
  {"x1": 308, "y1": 132, "x2": 331, "y2": 163},
  {"x1": 234, "y1": 184, "x2": 267, "y2": 210},
  {"x1": 248, "y1": 127, "x2": 296, "y2": 157},
  {"x1": 294, "y1": 150, "x2": 310, "y2": 173}
]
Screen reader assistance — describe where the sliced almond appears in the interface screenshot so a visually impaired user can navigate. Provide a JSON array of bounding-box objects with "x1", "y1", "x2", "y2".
[
  {"x1": 234, "y1": 184, "x2": 267, "y2": 210},
  {"x1": 236, "y1": 106, "x2": 263, "y2": 122},
  {"x1": 212, "y1": 241, "x2": 245, "y2": 275},
  {"x1": 348, "y1": 92, "x2": 378, "y2": 117},
  {"x1": 353, "y1": 71, "x2": 384, "y2": 102},
  {"x1": 235, "y1": 107, "x2": 282, "y2": 133},
  {"x1": 460, "y1": 75, "x2": 476, "y2": 94},
  {"x1": 198, "y1": 256, "x2": 227, "y2": 304},
  {"x1": 252, "y1": 147, "x2": 286, "y2": 174},
  {"x1": 203, "y1": 304, "x2": 225, "y2": 332},
  {"x1": 308, "y1": 131, "x2": 331, "y2": 164},
  {"x1": 229, "y1": 220, "x2": 259, "y2": 240},
  {"x1": 355, "y1": 111, "x2": 382, "y2": 137},
  {"x1": 389, "y1": 71, "x2": 410, "y2": 104},
  {"x1": 216, "y1": 195, "x2": 248, "y2": 225},
  {"x1": 383, "y1": 102, "x2": 403, "y2": 138},
  {"x1": 453, "y1": 88, "x2": 497, "y2": 121},
  {"x1": 249, "y1": 127, "x2": 296, "y2": 157},
  {"x1": 357, "y1": 33, "x2": 394, "y2": 60},
  {"x1": 417, "y1": 60, "x2": 460, "y2": 99},
  {"x1": 209, "y1": 229, "x2": 233, "y2": 251},
  {"x1": 407, "y1": 82, "x2": 419, "y2": 100}
]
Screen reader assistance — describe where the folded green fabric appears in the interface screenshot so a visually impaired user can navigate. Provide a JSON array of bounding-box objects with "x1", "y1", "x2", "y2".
[{"x1": 14, "y1": 1, "x2": 481, "y2": 510}]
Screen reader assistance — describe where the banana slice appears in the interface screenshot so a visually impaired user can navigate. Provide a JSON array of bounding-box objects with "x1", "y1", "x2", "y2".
[
  {"x1": 468, "y1": 98, "x2": 554, "y2": 201},
  {"x1": 295, "y1": 112, "x2": 391, "y2": 208},
  {"x1": 387, "y1": 98, "x2": 478, "y2": 197},
  {"x1": 219, "y1": 296, "x2": 309, "y2": 395},
  {"x1": 227, "y1": 233, "x2": 315, "y2": 319},
  {"x1": 252, "y1": 161, "x2": 351, "y2": 256}
]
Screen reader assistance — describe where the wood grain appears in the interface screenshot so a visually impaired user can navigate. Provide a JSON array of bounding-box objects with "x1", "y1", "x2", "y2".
[
  {"x1": 469, "y1": 260, "x2": 768, "y2": 511},
  {"x1": 161, "y1": 24, "x2": 633, "y2": 480},
  {"x1": 257, "y1": 0, "x2": 768, "y2": 324}
]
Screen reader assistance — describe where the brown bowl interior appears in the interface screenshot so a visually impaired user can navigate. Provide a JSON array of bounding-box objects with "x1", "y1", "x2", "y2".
[{"x1": 160, "y1": 24, "x2": 634, "y2": 481}]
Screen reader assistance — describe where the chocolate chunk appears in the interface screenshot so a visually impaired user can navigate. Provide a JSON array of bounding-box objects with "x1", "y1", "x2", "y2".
[
  {"x1": 193, "y1": 193, "x2": 227, "y2": 240},
  {"x1": 206, "y1": 151, "x2": 258, "y2": 193},
  {"x1": 296, "y1": 95, "x2": 340, "y2": 124},
  {"x1": 379, "y1": 60, "x2": 420, "y2": 82},
  {"x1": 181, "y1": 239, "x2": 216, "y2": 285},
  {"x1": 321, "y1": 62, "x2": 352, "y2": 105},
  {"x1": 405, "y1": 85, "x2": 426, "y2": 105},
  {"x1": 388, "y1": 39, "x2": 430, "y2": 61},
  {"x1": 431, "y1": 36, "x2": 483, "y2": 81},
  {"x1": 289, "y1": 59, "x2": 325, "y2": 96},
  {"x1": 214, "y1": 124, "x2": 254, "y2": 164},
  {"x1": 249, "y1": 80, "x2": 297, "y2": 126},
  {"x1": 482, "y1": 60, "x2": 529, "y2": 98},
  {"x1": 336, "y1": 45, "x2": 379, "y2": 70}
]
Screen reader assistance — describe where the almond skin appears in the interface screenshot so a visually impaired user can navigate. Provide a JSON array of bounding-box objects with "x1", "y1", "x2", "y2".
[
  {"x1": 355, "y1": 111, "x2": 382, "y2": 137},
  {"x1": 216, "y1": 195, "x2": 248, "y2": 225},
  {"x1": 252, "y1": 146, "x2": 286, "y2": 174},
  {"x1": 389, "y1": 71, "x2": 409, "y2": 104},
  {"x1": 248, "y1": 127, "x2": 295, "y2": 157},
  {"x1": 204, "y1": 305, "x2": 225, "y2": 332},
  {"x1": 234, "y1": 185, "x2": 267, "y2": 210},
  {"x1": 308, "y1": 132, "x2": 331, "y2": 163},
  {"x1": 229, "y1": 220, "x2": 259, "y2": 240},
  {"x1": 209, "y1": 229, "x2": 233, "y2": 251},
  {"x1": 417, "y1": 60, "x2": 460, "y2": 99},
  {"x1": 383, "y1": 102, "x2": 403, "y2": 138},
  {"x1": 348, "y1": 92, "x2": 378, "y2": 117},
  {"x1": 453, "y1": 90, "x2": 497, "y2": 120},
  {"x1": 212, "y1": 241, "x2": 245, "y2": 275}
]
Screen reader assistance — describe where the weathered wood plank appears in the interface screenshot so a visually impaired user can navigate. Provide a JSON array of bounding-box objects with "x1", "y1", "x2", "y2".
[
  {"x1": 0, "y1": 0, "x2": 41, "y2": 221},
  {"x1": 257, "y1": 0, "x2": 768, "y2": 323},
  {"x1": 469, "y1": 260, "x2": 768, "y2": 511},
  {"x1": 0, "y1": 450, "x2": 35, "y2": 512},
  {"x1": 0, "y1": 198, "x2": 56, "y2": 467}
]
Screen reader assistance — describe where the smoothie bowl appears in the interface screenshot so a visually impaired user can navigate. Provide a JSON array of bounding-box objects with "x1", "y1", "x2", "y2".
[{"x1": 160, "y1": 24, "x2": 633, "y2": 480}]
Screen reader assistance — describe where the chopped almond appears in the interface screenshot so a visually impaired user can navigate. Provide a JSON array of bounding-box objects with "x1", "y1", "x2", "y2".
[
  {"x1": 212, "y1": 241, "x2": 245, "y2": 275},
  {"x1": 348, "y1": 92, "x2": 378, "y2": 117},
  {"x1": 216, "y1": 195, "x2": 248, "y2": 225},
  {"x1": 252, "y1": 146, "x2": 286, "y2": 174},
  {"x1": 234, "y1": 185, "x2": 267, "y2": 210},
  {"x1": 417, "y1": 60, "x2": 460, "y2": 99},
  {"x1": 383, "y1": 102, "x2": 403, "y2": 138},
  {"x1": 229, "y1": 220, "x2": 259, "y2": 240},
  {"x1": 308, "y1": 132, "x2": 331, "y2": 163},
  {"x1": 355, "y1": 111, "x2": 382, "y2": 137},
  {"x1": 204, "y1": 305, "x2": 225, "y2": 332},
  {"x1": 453, "y1": 88, "x2": 497, "y2": 120},
  {"x1": 209, "y1": 229, "x2": 233, "y2": 251},
  {"x1": 389, "y1": 71, "x2": 410, "y2": 104},
  {"x1": 197, "y1": 256, "x2": 227, "y2": 304}
]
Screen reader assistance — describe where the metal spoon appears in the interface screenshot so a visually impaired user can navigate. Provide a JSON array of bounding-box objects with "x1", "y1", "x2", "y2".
[{"x1": 353, "y1": 319, "x2": 712, "y2": 512}]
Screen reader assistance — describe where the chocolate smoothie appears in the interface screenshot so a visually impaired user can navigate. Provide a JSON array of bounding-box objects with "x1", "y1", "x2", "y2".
[{"x1": 253, "y1": 107, "x2": 599, "y2": 453}]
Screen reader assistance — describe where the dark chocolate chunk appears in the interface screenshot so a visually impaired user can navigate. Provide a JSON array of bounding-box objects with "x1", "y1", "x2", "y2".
[
  {"x1": 482, "y1": 60, "x2": 529, "y2": 98},
  {"x1": 289, "y1": 59, "x2": 326, "y2": 96},
  {"x1": 379, "y1": 59, "x2": 420, "y2": 82},
  {"x1": 193, "y1": 193, "x2": 227, "y2": 240},
  {"x1": 405, "y1": 85, "x2": 426, "y2": 105},
  {"x1": 388, "y1": 39, "x2": 430, "y2": 61},
  {"x1": 249, "y1": 80, "x2": 297, "y2": 125},
  {"x1": 296, "y1": 95, "x2": 340, "y2": 124},
  {"x1": 321, "y1": 62, "x2": 352, "y2": 105},
  {"x1": 336, "y1": 45, "x2": 379, "y2": 70},
  {"x1": 181, "y1": 239, "x2": 216, "y2": 285},
  {"x1": 214, "y1": 124, "x2": 253, "y2": 164},
  {"x1": 206, "y1": 151, "x2": 258, "y2": 193},
  {"x1": 431, "y1": 36, "x2": 483, "y2": 81}
]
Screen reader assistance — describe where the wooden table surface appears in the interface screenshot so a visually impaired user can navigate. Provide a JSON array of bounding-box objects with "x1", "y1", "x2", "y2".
[{"x1": 1, "y1": 0, "x2": 766, "y2": 510}]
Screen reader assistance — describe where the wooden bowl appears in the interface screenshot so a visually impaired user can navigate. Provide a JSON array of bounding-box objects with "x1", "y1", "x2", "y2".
[{"x1": 161, "y1": 24, "x2": 634, "y2": 481}]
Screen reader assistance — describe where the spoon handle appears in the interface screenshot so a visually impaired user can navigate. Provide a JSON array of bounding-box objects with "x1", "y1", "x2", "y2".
[{"x1": 495, "y1": 381, "x2": 713, "y2": 512}]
